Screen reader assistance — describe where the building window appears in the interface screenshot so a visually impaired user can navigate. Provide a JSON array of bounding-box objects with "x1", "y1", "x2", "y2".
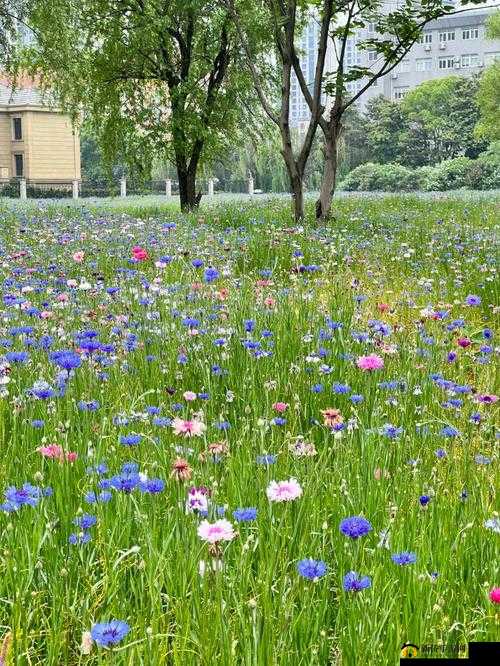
[
  {"x1": 438, "y1": 56, "x2": 455, "y2": 69},
  {"x1": 418, "y1": 32, "x2": 433, "y2": 44},
  {"x1": 484, "y1": 52, "x2": 500, "y2": 65},
  {"x1": 393, "y1": 87, "x2": 409, "y2": 100},
  {"x1": 462, "y1": 27, "x2": 479, "y2": 40},
  {"x1": 12, "y1": 117, "x2": 22, "y2": 141},
  {"x1": 368, "y1": 22, "x2": 376, "y2": 33},
  {"x1": 398, "y1": 59, "x2": 410, "y2": 73},
  {"x1": 14, "y1": 153, "x2": 24, "y2": 177},
  {"x1": 461, "y1": 53, "x2": 479, "y2": 68},
  {"x1": 416, "y1": 58, "x2": 433, "y2": 71},
  {"x1": 368, "y1": 49, "x2": 377, "y2": 62},
  {"x1": 439, "y1": 31, "x2": 455, "y2": 42}
]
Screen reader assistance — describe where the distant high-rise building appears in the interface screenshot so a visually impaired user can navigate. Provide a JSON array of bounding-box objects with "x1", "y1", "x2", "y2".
[{"x1": 289, "y1": 6, "x2": 500, "y2": 125}]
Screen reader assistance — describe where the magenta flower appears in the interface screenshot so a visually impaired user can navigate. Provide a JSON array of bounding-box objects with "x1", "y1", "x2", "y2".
[{"x1": 356, "y1": 354, "x2": 384, "y2": 371}]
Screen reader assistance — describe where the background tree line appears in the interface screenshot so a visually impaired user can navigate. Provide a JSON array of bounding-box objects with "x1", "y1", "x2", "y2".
[{"x1": 1, "y1": 1, "x2": 497, "y2": 219}]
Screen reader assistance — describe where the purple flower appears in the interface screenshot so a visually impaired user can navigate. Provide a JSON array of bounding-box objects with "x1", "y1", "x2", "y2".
[
  {"x1": 343, "y1": 571, "x2": 372, "y2": 592},
  {"x1": 340, "y1": 516, "x2": 372, "y2": 539},
  {"x1": 391, "y1": 551, "x2": 417, "y2": 565},
  {"x1": 297, "y1": 559, "x2": 328, "y2": 580},
  {"x1": 90, "y1": 620, "x2": 130, "y2": 647}
]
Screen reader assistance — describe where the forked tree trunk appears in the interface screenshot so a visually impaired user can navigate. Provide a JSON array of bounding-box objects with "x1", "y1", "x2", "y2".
[{"x1": 316, "y1": 122, "x2": 341, "y2": 221}]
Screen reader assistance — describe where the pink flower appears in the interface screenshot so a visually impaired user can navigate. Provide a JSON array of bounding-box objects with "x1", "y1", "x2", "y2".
[
  {"x1": 272, "y1": 402, "x2": 288, "y2": 413},
  {"x1": 266, "y1": 478, "x2": 303, "y2": 502},
  {"x1": 457, "y1": 337, "x2": 471, "y2": 348},
  {"x1": 38, "y1": 444, "x2": 64, "y2": 459},
  {"x1": 72, "y1": 251, "x2": 85, "y2": 263},
  {"x1": 197, "y1": 519, "x2": 235, "y2": 543},
  {"x1": 356, "y1": 354, "x2": 384, "y2": 371},
  {"x1": 183, "y1": 391, "x2": 197, "y2": 402},
  {"x1": 172, "y1": 417, "x2": 206, "y2": 437},
  {"x1": 264, "y1": 296, "x2": 276, "y2": 308},
  {"x1": 475, "y1": 394, "x2": 498, "y2": 404},
  {"x1": 132, "y1": 246, "x2": 149, "y2": 261},
  {"x1": 489, "y1": 587, "x2": 500, "y2": 604},
  {"x1": 37, "y1": 444, "x2": 77, "y2": 463}
]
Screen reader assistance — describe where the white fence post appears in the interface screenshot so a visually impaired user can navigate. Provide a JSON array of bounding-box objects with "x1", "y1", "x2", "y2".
[
  {"x1": 120, "y1": 177, "x2": 127, "y2": 198},
  {"x1": 248, "y1": 175, "x2": 254, "y2": 196},
  {"x1": 19, "y1": 178, "x2": 27, "y2": 200},
  {"x1": 208, "y1": 178, "x2": 214, "y2": 196},
  {"x1": 72, "y1": 180, "x2": 79, "y2": 200},
  {"x1": 165, "y1": 178, "x2": 172, "y2": 197}
]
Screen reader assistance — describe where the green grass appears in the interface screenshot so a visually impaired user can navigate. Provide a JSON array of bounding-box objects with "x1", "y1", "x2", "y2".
[{"x1": 0, "y1": 195, "x2": 498, "y2": 665}]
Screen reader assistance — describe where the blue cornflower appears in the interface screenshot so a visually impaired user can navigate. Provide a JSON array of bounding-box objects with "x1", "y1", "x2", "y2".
[
  {"x1": 31, "y1": 419, "x2": 44, "y2": 429},
  {"x1": 350, "y1": 394, "x2": 364, "y2": 404},
  {"x1": 73, "y1": 514, "x2": 97, "y2": 529},
  {"x1": 5, "y1": 351, "x2": 29, "y2": 364},
  {"x1": 435, "y1": 448, "x2": 447, "y2": 459},
  {"x1": 30, "y1": 380, "x2": 55, "y2": 400},
  {"x1": 440, "y1": 426, "x2": 460, "y2": 438},
  {"x1": 49, "y1": 350, "x2": 82, "y2": 371},
  {"x1": 332, "y1": 383, "x2": 350, "y2": 394},
  {"x1": 78, "y1": 400, "x2": 100, "y2": 412},
  {"x1": 69, "y1": 532, "x2": 92, "y2": 545},
  {"x1": 474, "y1": 454, "x2": 491, "y2": 465},
  {"x1": 380, "y1": 424, "x2": 403, "y2": 439},
  {"x1": 311, "y1": 384, "x2": 324, "y2": 393},
  {"x1": 391, "y1": 551, "x2": 417, "y2": 565},
  {"x1": 343, "y1": 571, "x2": 372, "y2": 592},
  {"x1": 191, "y1": 259, "x2": 203, "y2": 268},
  {"x1": 256, "y1": 454, "x2": 277, "y2": 465},
  {"x1": 4, "y1": 483, "x2": 42, "y2": 509},
  {"x1": 340, "y1": 516, "x2": 372, "y2": 539},
  {"x1": 139, "y1": 478, "x2": 165, "y2": 494},
  {"x1": 271, "y1": 417, "x2": 286, "y2": 426},
  {"x1": 119, "y1": 434, "x2": 142, "y2": 446},
  {"x1": 465, "y1": 294, "x2": 481, "y2": 306},
  {"x1": 233, "y1": 507, "x2": 257, "y2": 522},
  {"x1": 90, "y1": 620, "x2": 130, "y2": 647},
  {"x1": 419, "y1": 495, "x2": 431, "y2": 506},
  {"x1": 204, "y1": 267, "x2": 219, "y2": 283},
  {"x1": 297, "y1": 559, "x2": 327, "y2": 580}
]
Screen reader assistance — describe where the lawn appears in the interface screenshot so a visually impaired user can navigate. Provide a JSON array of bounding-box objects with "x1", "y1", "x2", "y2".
[{"x1": 0, "y1": 195, "x2": 498, "y2": 665}]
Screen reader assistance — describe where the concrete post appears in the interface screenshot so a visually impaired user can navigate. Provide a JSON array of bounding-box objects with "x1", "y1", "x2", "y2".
[
  {"x1": 208, "y1": 178, "x2": 214, "y2": 196},
  {"x1": 165, "y1": 178, "x2": 172, "y2": 197},
  {"x1": 248, "y1": 175, "x2": 254, "y2": 196},
  {"x1": 120, "y1": 177, "x2": 127, "y2": 198},
  {"x1": 19, "y1": 178, "x2": 27, "y2": 200},
  {"x1": 72, "y1": 180, "x2": 79, "y2": 199}
]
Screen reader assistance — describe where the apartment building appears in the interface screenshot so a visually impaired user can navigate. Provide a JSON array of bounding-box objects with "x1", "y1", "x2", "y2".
[{"x1": 290, "y1": 6, "x2": 500, "y2": 125}]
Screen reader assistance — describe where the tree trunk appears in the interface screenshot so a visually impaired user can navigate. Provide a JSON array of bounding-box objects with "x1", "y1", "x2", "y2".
[
  {"x1": 291, "y1": 174, "x2": 304, "y2": 222},
  {"x1": 177, "y1": 163, "x2": 202, "y2": 212},
  {"x1": 316, "y1": 123, "x2": 340, "y2": 221}
]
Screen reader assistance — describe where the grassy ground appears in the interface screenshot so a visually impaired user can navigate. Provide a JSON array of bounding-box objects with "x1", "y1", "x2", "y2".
[{"x1": 0, "y1": 195, "x2": 498, "y2": 665}]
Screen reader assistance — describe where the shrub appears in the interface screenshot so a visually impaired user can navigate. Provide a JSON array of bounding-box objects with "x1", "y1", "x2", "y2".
[{"x1": 339, "y1": 163, "x2": 414, "y2": 191}]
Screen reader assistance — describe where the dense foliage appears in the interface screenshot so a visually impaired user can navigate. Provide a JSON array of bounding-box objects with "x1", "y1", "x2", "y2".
[{"x1": 340, "y1": 148, "x2": 500, "y2": 191}]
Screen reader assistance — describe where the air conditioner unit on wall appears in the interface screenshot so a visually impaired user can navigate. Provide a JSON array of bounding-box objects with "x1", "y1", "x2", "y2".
[
  {"x1": 424, "y1": 44, "x2": 431, "y2": 51},
  {"x1": 439, "y1": 43, "x2": 446, "y2": 50},
  {"x1": 391, "y1": 73, "x2": 398, "y2": 79}
]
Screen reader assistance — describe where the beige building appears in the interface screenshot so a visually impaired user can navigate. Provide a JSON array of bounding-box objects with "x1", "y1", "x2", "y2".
[{"x1": 0, "y1": 78, "x2": 80, "y2": 183}]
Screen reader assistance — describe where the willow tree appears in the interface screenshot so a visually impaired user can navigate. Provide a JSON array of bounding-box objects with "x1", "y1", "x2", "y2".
[{"x1": 22, "y1": 0, "x2": 260, "y2": 210}]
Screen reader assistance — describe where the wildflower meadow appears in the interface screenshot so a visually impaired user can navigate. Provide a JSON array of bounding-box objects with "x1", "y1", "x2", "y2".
[{"x1": 0, "y1": 195, "x2": 498, "y2": 665}]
